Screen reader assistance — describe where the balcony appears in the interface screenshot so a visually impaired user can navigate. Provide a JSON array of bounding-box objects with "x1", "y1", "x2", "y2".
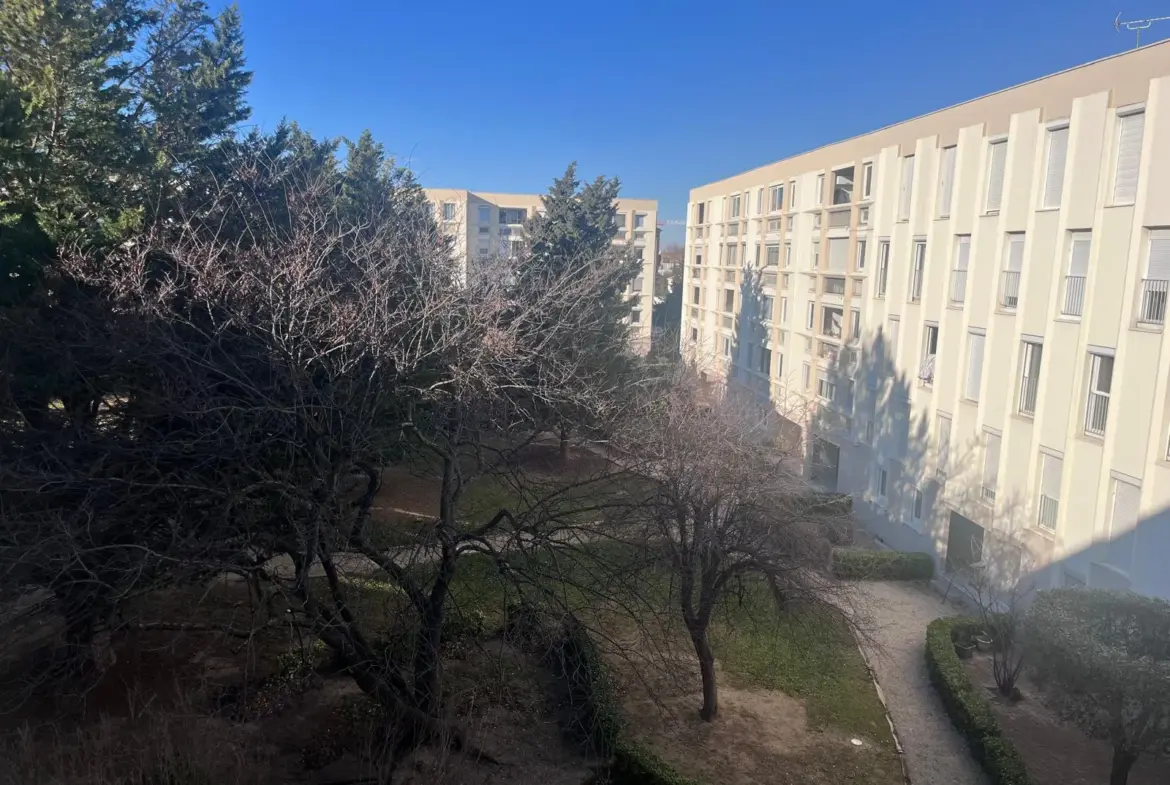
[
  {"x1": 1018, "y1": 374, "x2": 1039, "y2": 416},
  {"x1": 1062, "y1": 275, "x2": 1086, "y2": 317},
  {"x1": 1037, "y1": 494, "x2": 1059, "y2": 531},
  {"x1": 1000, "y1": 271, "x2": 1020, "y2": 310},
  {"x1": 1085, "y1": 391, "x2": 1109, "y2": 437},
  {"x1": 1138, "y1": 278, "x2": 1168, "y2": 325},
  {"x1": 950, "y1": 269, "x2": 967, "y2": 304}
]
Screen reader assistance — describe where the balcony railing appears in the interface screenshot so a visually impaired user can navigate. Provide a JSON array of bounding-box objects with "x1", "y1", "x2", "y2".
[
  {"x1": 1085, "y1": 391, "x2": 1109, "y2": 437},
  {"x1": 1138, "y1": 278, "x2": 1168, "y2": 325},
  {"x1": 950, "y1": 269, "x2": 968, "y2": 304},
  {"x1": 823, "y1": 277, "x2": 846, "y2": 296},
  {"x1": 1062, "y1": 275, "x2": 1086, "y2": 317},
  {"x1": 1018, "y1": 374, "x2": 1039, "y2": 415},
  {"x1": 1037, "y1": 494, "x2": 1059, "y2": 531},
  {"x1": 981, "y1": 485, "x2": 997, "y2": 503},
  {"x1": 918, "y1": 354, "x2": 936, "y2": 386},
  {"x1": 1000, "y1": 271, "x2": 1021, "y2": 310}
]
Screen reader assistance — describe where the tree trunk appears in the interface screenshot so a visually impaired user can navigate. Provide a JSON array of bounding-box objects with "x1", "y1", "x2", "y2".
[
  {"x1": 690, "y1": 628, "x2": 718, "y2": 721},
  {"x1": 1110, "y1": 746, "x2": 1137, "y2": 785},
  {"x1": 559, "y1": 424, "x2": 570, "y2": 462}
]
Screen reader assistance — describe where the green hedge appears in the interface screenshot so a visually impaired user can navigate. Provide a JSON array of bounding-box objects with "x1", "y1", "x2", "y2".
[
  {"x1": 925, "y1": 618, "x2": 1034, "y2": 785},
  {"x1": 609, "y1": 742, "x2": 700, "y2": 785},
  {"x1": 831, "y1": 548, "x2": 934, "y2": 581}
]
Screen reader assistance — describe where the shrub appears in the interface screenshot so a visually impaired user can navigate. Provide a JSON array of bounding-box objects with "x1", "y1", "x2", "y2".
[
  {"x1": 1026, "y1": 589, "x2": 1170, "y2": 785},
  {"x1": 607, "y1": 742, "x2": 701, "y2": 785},
  {"x1": 831, "y1": 548, "x2": 934, "y2": 581},
  {"x1": 925, "y1": 618, "x2": 1034, "y2": 785}
]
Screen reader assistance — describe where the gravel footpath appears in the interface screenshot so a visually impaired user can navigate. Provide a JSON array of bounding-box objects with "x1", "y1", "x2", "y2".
[{"x1": 859, "y1": 580, "x2": 989, "y2": 785}]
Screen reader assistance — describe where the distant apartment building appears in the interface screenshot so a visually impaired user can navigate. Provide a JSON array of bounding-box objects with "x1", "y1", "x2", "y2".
[
  {"x1": 424, "y1": 189, "x2": 659, "y2": 351},
  {"x1": 681, "y1": 42, "x2": 1170, "y2": 598}
]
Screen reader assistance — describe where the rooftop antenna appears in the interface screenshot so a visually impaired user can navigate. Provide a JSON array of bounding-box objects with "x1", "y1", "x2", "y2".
[{"x1": 1115, "y1": 11, "x2": 1170, "y2": 48}]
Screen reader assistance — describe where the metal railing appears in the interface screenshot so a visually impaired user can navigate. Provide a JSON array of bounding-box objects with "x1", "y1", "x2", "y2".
[
  {"x1": 1018, "y1": 374, "x2": 1039, "y2": 415},
  {"x1": 1138, "y1": 278, "x2": 1168, "y2": 325},
  {"x1": 1000, "y1": 271, "x2": 1021, "y2": 310},
  {"x1": 950, "y1": 269, "x2": 968, "y2": 304},
  {"x1": 1037, "y1": 494, "x2": 1059, "y2": 531},
  {"x1": 1062, "y1": 275, "x2": 1086, "y2": 317},
  {"x1": 918, "y1": 354, "x2": 936, "y2": 386},
  {"x1": 1085, "y1": 391, "x2": 1109, "y2": 436},
  {"x1": 981, "y1": 485, "x2": 997, "y2": 503}
]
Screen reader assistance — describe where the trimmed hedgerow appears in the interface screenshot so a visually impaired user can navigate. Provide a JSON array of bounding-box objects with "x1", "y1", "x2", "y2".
[
  {"x1": 831, "y1": 548, "x2": 934, "y2": 581},
  {"x1": 925, "y1": 617, "x2": 1034, "y2": 785}
]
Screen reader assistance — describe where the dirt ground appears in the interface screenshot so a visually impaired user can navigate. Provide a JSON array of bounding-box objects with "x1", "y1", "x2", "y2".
[
  {"x1": 964, "y1": 653, "x2": 1170, "y2": 785},
  {"x1": 0, "y1": 581, "x2": 592, "y2": 785}
]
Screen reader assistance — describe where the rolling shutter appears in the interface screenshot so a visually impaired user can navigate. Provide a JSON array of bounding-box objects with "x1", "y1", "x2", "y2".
[
  {"x1": 986, "y1": 141, "x2": 1007, "y2": 212},
  {"x1": 982, "y1": 433, "x2": 1001, "y2": 490},
  {"x1": 1043, "y1": 127, "x2": 1069, "y2": 208},
  {"x1": 938, "y1": 146, "x2": 957, "y2": 217},
  {"x1": 1114, "y1": 111, "x2": 1145, "y2": 204},
  {"x1": 899, "y1": 155, "x2": 915, "y2": 220},
  {"x1": 1147, "y1": 231, "x2": 1170, "y2": 280},
  {"x1": 828, "y1": 238, "x2": 849, "y2": 271},
  {"x1": 966, "y1": 333, "x2": 985, "y2": 401}
]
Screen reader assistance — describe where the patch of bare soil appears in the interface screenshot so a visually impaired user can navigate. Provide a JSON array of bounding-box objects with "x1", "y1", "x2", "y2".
[
  {"x1": 965, "y1": 653, "x2": 1170, "y2": 785},
  {"x1": 615, "y1": 650, "x2": 897, "y2": 785}
]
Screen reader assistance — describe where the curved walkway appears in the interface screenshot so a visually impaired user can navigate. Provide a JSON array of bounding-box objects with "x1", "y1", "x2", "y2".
[{"x1": 859, "y1": 580, "x2": 989, "y2": 785}]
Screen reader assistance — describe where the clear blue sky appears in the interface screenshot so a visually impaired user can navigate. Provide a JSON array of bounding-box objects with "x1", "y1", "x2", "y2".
[{"x1": 226, "y1": 0, "x2": 1169, "y2": 244}]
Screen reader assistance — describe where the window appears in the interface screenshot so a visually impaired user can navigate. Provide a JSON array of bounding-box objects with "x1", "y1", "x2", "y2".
[
  {"x1": 694, "y1": 250, "x2": 703, "y2": 266},
  {"x1": 634, "y1": 247, "x2": 644, "y2": 262},
  {"x1": 832, "y1": 167, "x2": 854, "y2": 205},
  {"x1": 765, "y1": 244, "x2": 780, "y2": 267},
  {"x1": 937, "y1": 145, "x2": 957, "y2": 218},
  {"x1": 862, "y1": 162, "x2": 874, "y2": 199},
  {"x1": 1106, "y1": 479, "x2": 1140, "y2": 572},
  {"x1": 615, "y1": 213, "x2": 627, "y2": 229},
  {"x1": 856, "y1": 238, "x2": 867, "y2": 271},
  {"x1": 1085, "y1": 352, "x2": 1113, "y2": 437},
  {"x1": 631, "y1": 309, "x2": 641, "y2": 324},
  {"x1": 898, "y1": 155, "x2": 915, "y2": 221},
  {"x1": 499, "y1": 208, "x2": 527, "y2": 224},
  {"x1": 828, "y1": 237, "x2": 849, "y2": 272},
  {"x1": 724, "y1": 244, "x2": 739, "y2": 266},
  {"x1": 723, "y1": 336, "x2": 732, "y2": 357},
  {"x1": 864, "y1": 419, "x2": 875, "y2": 445},
  {"x1": 692, "y1": 286, "x2": 701, "y2": 305},
  {"x1": 812, "y1": 241, "x2": 820, "y2": 269},
  {"x1": 770, "y1": 184, "x2": 784, "y2": 212},
  {"x1": 789, "y1": 180, "x2": 798, "y2": 210},
  {"x1": 818, "y1": 377, "x2": 836, "y2": 401},
  {"x1": 858, "y1": 206, "x2": 870, "y2": 226},
  {"x1": 876, "y1": 240, "x2": 890, "y2": 297},
  {"x1": 761, "y1": 295, "x2": 774, "y2": 321},
  {"x1": 821, "y1": 306, "x2": 843, "y2": 339},
  {"x1": 1113, "y1": 110, "x2": 1145, "y2": 205},
  {"x1": 816, "y1": 173, "x2": 826, "y2": 205},
  {"x1": 478, "y1": 205, "x2": 491, "y2": 224},
  {"x1": 920, "y1": 324, "x2": 938, "y2": 385},
  {"x1": 723, "y1": 289, "x2": 735, "y2": 312},
  {"x1": 780, "y1": 296, "x2": 788, "y2": 323},
  {"x1": 911, "y1": 487, "x2": 924, "y2": 526},
  {"x1": 695, "y1": 202, "x2": 705, "y2": 223},
  {"x1": 784, "y1": 243, "x2": 792, "y2": 268},
  {"x1": 909, "y1": 241, "x2": 926, "y2": 302},
  {"x1": 1062, "y1": 232, "x2": 1091, "y2": 317},
  {"x1": 631, "y1": 276, "x2": 644, "y2": 293},
  {"x1": 876, "y1": 464, "x2": 888, "y2": 502},
  {"x1": 981, "y1": 431, "x2": 1001, "y2": 503},
  {"x1": 442, "y1": 202, "x2": 456, "y2": 221},
  {"x1": 1043, "y1": 125, "x2": 1069, "y2": 208},
  {"x1": 802, "y1": 363, "x2": 811, "y2": 389},
  {"x1": 965, "y1": 330, "x2": 986, "y2": 401},
  {"x1": 936, "y1": 414, "x2": 952, "y2": 479},
  {"x1": 823, "y1": 276, "x2": 846, "y2": 296},
  {"x1": 951, "y1": 235, "x2": 970, "y2": 304},
  {"x1": 756, "y1": 188, "x2": 763, "y2": 215},
  {"x1": 634, "y1": 213, "x2": 646, "y2": 229},
  {"x1": 849, "y1": 309, "x2": 861, "y2": 340},
  {"x1": 478, "y1": 225, "x2": 490, "y2": 235},
  {"x1": 1001, "y1": 233, "x2": 1025, "y2": 309},
  {"x1": 985, "y1": 140, "x2": 1007, "y2": 213},
  {"x1": 759, "y1": 346, "x2": 772, "y2": 375},
  {"x1": 786, "y1": 215, "x2": 794, "y2": 231},
  {"x1": 1018, "y1": 341, "x2": 1042, "y2": 415},
  {"x1": 806, "y1": 301, "x2": 816, "y2": 330},
  {"x1": 886, "y1": 317, "x2": 900, "y2": 363},
  {"x1": 1138, "y1": 230, "x2": 1170, "y2": 325},
  {"x1": 729, "y1": 194, "x2": 742, "y2": 219},
  {"x1": 1038, "y1": 453, "x2": 1062, "y2": 531},
  {"x1": 690, "y1": 327, "x2": 698, "y2": 342}
]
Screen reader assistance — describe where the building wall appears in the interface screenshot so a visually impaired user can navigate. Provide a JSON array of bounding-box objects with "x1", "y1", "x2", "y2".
[
  {"x1": 423, "y1": 189, "x2": 659, "y2": 352},
  {"x1": 681, "y1": 41, "x2": 1170, "y2": 598}
]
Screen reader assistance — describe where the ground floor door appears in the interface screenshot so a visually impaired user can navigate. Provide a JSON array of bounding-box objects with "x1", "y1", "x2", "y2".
[{"x1": 945, "y1": 511, "x2": 984, "y2": 573}]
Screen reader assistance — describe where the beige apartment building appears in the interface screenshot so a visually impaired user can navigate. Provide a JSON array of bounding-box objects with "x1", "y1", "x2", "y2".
[
  {"x1": 681, "y1": 41, "x2": 1170, "y2": 598},
  {"x1": 423, "y1": 189, "x2": 659, "y2": 351}
]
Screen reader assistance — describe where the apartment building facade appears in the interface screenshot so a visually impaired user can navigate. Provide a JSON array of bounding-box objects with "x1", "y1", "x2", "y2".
[
  {"x1": 424, "y1": 189, "x2": 659, "y2": 351},
  {"x1": 681, "y1": 42, "x2": 1170, "y2": 598}
]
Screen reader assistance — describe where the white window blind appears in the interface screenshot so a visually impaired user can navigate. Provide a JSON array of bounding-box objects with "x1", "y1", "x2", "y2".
[
  {"x1": 1043, "y1": 127, "x2": 1069, "y2": 208},
  {"x1": 1068, "y1": 233, "x2": 1092, "y2": 277},
  {"x1": 899, "y1": 155, "x2": 915, "y2": 220},
  {"x1": 966, "y1": 332, "x2": 986, "y2": 401},
  {"x1": 1114, "y1": 111, "x2": 1145, "y2": 204},
  {"x1": 887, "y1": 318, "x2": 900, "y2": 361},
  {"x1": 1041, "y1": 454, "x2": 1062, "y2": 500},
  {"x1": 1007, "y1": 234, "x2": 1025, "y2": 272},
  {"x1": 955, "y1": 236, "x2": 971, "y2": 270},
  {"x1": 828, "y1": 238, "x2": 849, "y2": 272},
  {"x1": 938, "y1": 146, "x2": 957, "y2": 218},
  {"x1": 806, "y1": 302, "x2": 815, "y2": 329},
  {"x1": 986, "y1": 141, "x2": 1007, "y2": 212},
  {"x1": 1108, "y1": 480, "x2": 1140, "y2": 570},
  {"x1": 1147, "y1": 231, "x2": 1170, "y2": 280},
  {"x1": 816, "y1": 173, "x2": 825, "y2": 205},
  {"x1": 937, "y1": 415, "x2": 952, "y2": 476},
  {"x1": 982, "y1": 432, "x2": 1001, "y2": 493}
]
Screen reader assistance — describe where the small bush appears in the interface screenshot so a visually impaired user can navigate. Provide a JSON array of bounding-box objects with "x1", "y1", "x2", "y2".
[
  {"x1": 925, "y1": 617, "x2": 1034, "y2": 785},
  {"x1": 831, "y1": 548, "x2": 934, "y2": 581}
]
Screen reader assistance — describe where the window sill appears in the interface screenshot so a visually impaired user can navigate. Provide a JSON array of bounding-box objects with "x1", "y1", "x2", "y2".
[
  {"x1": 961, "y1": 398, "x2": 980, "y2": 408},
  {"x1": 994, "y1": 308, "x2": 1018, "y2": 316},
  {"x1": 1130, "y1": 321, "x2": 1164, "y2": 334},
  {"x1": 1011, "y1": 412, "x2": 1036, "y2": 425},
  {"x1": 1105, "y1": 202, "x2": 1136, "y2": 209},
  {"x1": 946, "y1": 304, "x2": 964, "y2": 312},
  {"x1": 1035, "y1": 206, "x2": 1061, "y2": 213},
  {"x1": 1055, "y1": 315, "x2": 1082, "y2": 324},
  {"x1": 984, "y1": 210, "x2": 1000, "y2": 217},
  {"x1": 1076, "y1": 433, "x2": 1106, "y2": 446}
]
